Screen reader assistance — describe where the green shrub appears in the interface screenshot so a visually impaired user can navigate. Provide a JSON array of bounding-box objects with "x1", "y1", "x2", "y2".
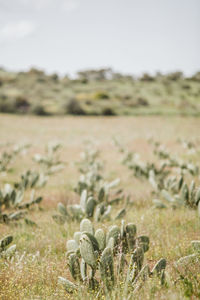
[
  {"x1": 15, "y1": 96, "x2": 30, "y2": 113},
  {"x1": 140, "y1": 73, "x2": 155, "y2": 82},
  {"x1": 64, "y1": 98, "x2": 86, "y2": 115},
  {"x1": 101, "y1": 107, "x2": 116, "y2": 116},
  {"x1": 93, "y1": 91, "x2": 109, "y2": 100},
  {"x1": 30, "y1": 103, "x2": 48, "y2": 116},
  {"x1": 137, "y1": 97, "x2": 149, "y2": 106},
  {"x1": 188, "y1": 72, "x2": 200, "y2": 82},
  {"x1": 167, "y1": 72, "x2": 183, "y2": 81},
  {"x1": 50, "y1": 73, "x2": 59, "y2": 81},
  {"x1": 0, "y1": 97, "x2": 16, "y2": 113}
]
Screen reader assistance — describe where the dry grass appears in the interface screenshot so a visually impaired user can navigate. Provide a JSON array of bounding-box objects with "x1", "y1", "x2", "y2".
[{"x1": 0, "y1": 114, "x2": 200, "y2": 299}]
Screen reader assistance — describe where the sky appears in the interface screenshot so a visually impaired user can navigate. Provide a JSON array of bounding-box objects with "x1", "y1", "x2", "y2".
[{"x1": 0, "y1": 0, "x2": 199, "y2": 76}]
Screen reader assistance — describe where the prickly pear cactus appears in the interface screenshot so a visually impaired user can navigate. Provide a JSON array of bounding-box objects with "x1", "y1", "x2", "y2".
[
  {"x1": 0, "y1": 235, "x2": 16, "y2": 258},
  {"x1": 59, "y1": 219, "x2": 166, "y2": 296},
  {"x1": 153, "y1": 177, "x2": 200, "y2": 210},
  {"x1": 176, "y1": 240, "x2": 200, "y2": 267},
  {"x1": 53, "y1": 147, "x2": 125, "y2": 224}
]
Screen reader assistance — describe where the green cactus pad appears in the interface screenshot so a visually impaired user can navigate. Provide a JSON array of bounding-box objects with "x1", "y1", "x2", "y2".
[
  {"x1": 80, "y1": 233, "x2": 96, "y2": 268},
  {"x1": 57, "y1": 202, "x2": 68, "y2": 216},
  {"x1": 80, "y1": 258, "x2": 87, "y2": 281},
  {"x1": 68, "y1": 253, "x2": 81, "y2": 280},
  {"x1": 137, "y1": 236, "x2": 149, "y2": 252},
  {"x1": 115, "y1": 208, "x2": 126, "y2": 220},
  {"x1": 126, "y1": 223, "x2": 137, "y2": 251},
  {"x1": 66, "y1": 239, "x2": 79, "y2": 252},
  {"x1": 191, "y1": 240, "x2": 200, "y2": 252},
  {"x1": 80, "y1": 218, "x2": 94, "y2": 234},
  {"x1": 80, "y1": 190, "x2": 87, "y2": 212},
  {"x1": 106, "y1": 225, "x2": 121, "y2": 246},
  {"x1": 83, "y1": 232, "x2": 99, "y2": 252},
  {"x1": 73, "y1": 232, "x2": 82, "y2": 245},
  {"x1": 85, "y1": 197, "x2": 97, "y2": 217},
  {"x1": 100, "y1": 247, "x2": 114, "y2": 290},
  {"x1": 151, "y1": 258, "x2": 167, "y2": 275},
  {"x1": 98, "y1": 187, "x2": 105, "y2": 202},
  {"x1": 52, "y1": 214, "x2": 66, "y2": 225},
  {"x1": 0, "y1": 235, "x2": 13, "y2": 251},
  {"x1": 68, "y1": 205, "x2": 84, "y2": 220},
  {"x1": 95, "y1": 228, "x2": 105, "y2": 251},
  {"x1": 58, "y1": 276, "x2": 77, "y2": 293}
]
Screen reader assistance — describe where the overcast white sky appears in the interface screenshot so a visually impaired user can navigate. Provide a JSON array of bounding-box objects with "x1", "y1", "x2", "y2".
[{"x1": 0, "y1": 0, "x2": 199, "y2": 76}]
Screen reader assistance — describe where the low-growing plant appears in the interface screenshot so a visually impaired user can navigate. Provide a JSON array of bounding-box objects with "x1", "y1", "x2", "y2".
[
  {"x1": 14, "y1": 170, "x2": 48, "y2": 190},
  {"x1": 75, "y1": 147, "x2": 103, "y2": 194},
  {"x1": 30, "y1": 103, "x2": 48, "y2": 116},
  {"x1": 0, "y1": 184, "x2": 42, "y2": 224},
  {"x1": 175, "y1": 240, "x2": 200, "y2": 267},
  {"x1": 64, "y1": 98, "x2": 86, "y2": 115},
  {"x1": 153, "y1": 178, "x2": 200, "y2": 209},
  {"x1": 53, "y1": 146, "x2": 125, "y2": 224},
  {"x1": 151, "y1": 140, "x2": 199, "y2": 176},
  {"x1": 174, "y1": 241, "x2": 200, "y2": 298},
  {"x1": 58, "y1": 218, "x2": 166, "y2": 296},
  {"x1": 53, "y1": 184, "x2": 126, "y2": 224},
  {"x1": 0, "y1": 143, "x2": 30, "y2": 173},
  {"x1": 33, "y1": 142, "x2": 64, "y2": 175},
  {"x1": 0, "y1": 235, "x2": 16, "y2": 258}
]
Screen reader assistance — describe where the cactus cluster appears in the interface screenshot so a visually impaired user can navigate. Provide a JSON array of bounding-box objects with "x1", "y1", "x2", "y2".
[
  {"x1": 114, "y1": 138, "x2": 200, "y2": 213},
  {"x1": 53, "y1": 182, "x2": 126, "y2": 224},
  {"x1": 153, "y1": 177, "x2": 200, "y2": 209},
  {"x1": 0, "y1": 184, "x2": 42, "y2": 224},
  {"x1": 0, "y1": 143, "x2": 66, "y2": 225},
  {"x1": 150, "y1": 173, "x2": 183, "y2": 194},
  {"x1": 151, "y1": 140, "x2": 199, "y2": 176},
  {"x1": 14, "y1": 170, "x2": 48, "y2": 190},
  {"x1": 74, "y1": 147, "x2": 103, "y2": 195},
  {"x1": 33, "y1": 142, "x2": 64, "y2": 175},
  {"x1": 58, "y1": 218, "x2": 166, "y2": 295},
  {"x1": 123, "y1": 150, "x2": 170, "y2": 186},
  {"x1": 53, "y1": 147, "x2": 125, "y2": 224},
  {"x1": 176, "y1": 240, "x2": 200, "y2": 267},
  {"x1": 0, "y1": 143, "x2": 30, "y2": 173},
  {"x1": 0, "y1": 235, "x2": 16, "y2": 258},
  {"x1": 177, "y1": 138, "x2": 197, "y2": 154}
]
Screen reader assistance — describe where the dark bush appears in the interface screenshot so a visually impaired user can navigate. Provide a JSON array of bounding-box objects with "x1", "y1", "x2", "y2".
[
  {"x1": 0, "y1": 95, "x2": 30, "y2": 114},
  {"x1": 28, "y1": 68, "x2": 45, "y2": 76},
  {"x1": 37, "y1": 77, "x2": 46, "y2": 83},
  {"x1": 85, "y1": 100, "x2": 92, "y2": 105},
  {"x1": 65, "y1": 98, "x2": 86, "y2": 115},
  {"x1": 50, "y1": 73, "x2": 59, "y2": 81},
  {"x1": 137, "y1": 97, "x2": 149, "y2": 106},
  {"x1": 188, "y1": 72, "x2": 200, "y2": 82},
  {"x1": 181, "y1": 84, "x2": 191, "y2": 90},
  {"x1": 123, "y1": 95, "x2": 131, "y2": 100},
  {"x1": 80, "y1": 78, "x2": 88, "y2": 84},
  {"x1": 15, "y1": 96, "x2": 30, "y2": 113},
  {"x1": 101, "y1": 107, "x2": 116, "y2": 116},
  {"x1": 30, "y1": 103, "x2": 48, "y2": 116},
  {"x1": 140, "y1": 73, "x2": 155, "y2": 82},
  {"x1": 167, "y1": 72, "x2": 183, "y2": 81},
  {"x1": 0, "y1": 97, "x2": 16, "y2": 113}
]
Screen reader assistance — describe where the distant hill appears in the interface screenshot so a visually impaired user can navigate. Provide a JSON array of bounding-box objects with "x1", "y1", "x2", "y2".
[{"x1": 0, "y1": 67, "x2": 200, "y2": 116}]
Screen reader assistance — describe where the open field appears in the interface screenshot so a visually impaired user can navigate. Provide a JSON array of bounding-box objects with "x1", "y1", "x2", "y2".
[{"x1": 0, "y1": 114, "x2": 200, "y2": 299}]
